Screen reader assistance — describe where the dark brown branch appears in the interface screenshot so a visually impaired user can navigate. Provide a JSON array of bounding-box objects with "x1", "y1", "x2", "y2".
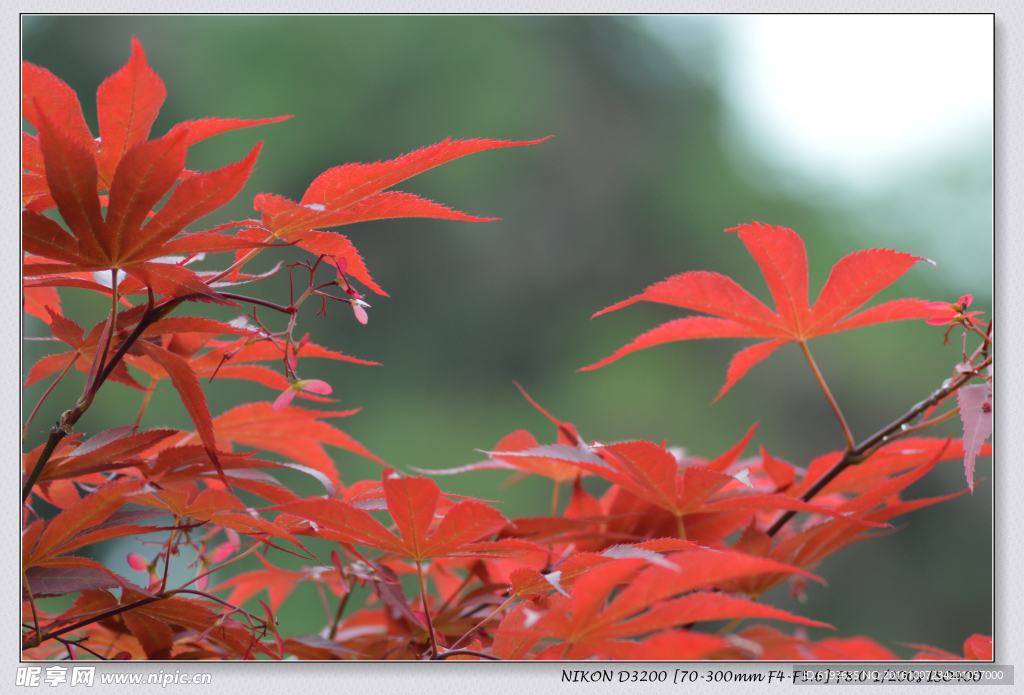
[
  {"x1": 22, "y1": 291, "x2": 165, "y2": 504},
  {"x1": 766, "y1": 355, "x2": 992, "y2": 537},
  {"x1": 216, "y1": 292, "x2": 295, "y2": 315},
  {"x1": 24, "y1": 596, "x2": 162, "y2": 649}
]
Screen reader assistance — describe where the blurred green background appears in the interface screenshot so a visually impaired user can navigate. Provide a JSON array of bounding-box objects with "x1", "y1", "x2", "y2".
[{"x1": 23, "y1": 16, "x2": 992, "y2": 656}]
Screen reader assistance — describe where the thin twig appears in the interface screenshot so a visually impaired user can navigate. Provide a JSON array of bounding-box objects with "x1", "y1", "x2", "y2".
[
  {"x1": 134, "y1": 378, "x2": 158, "y2": 427},
  {"x1": 436, "y1": 563, "x2": 480, "y2": 616},
  {"x1": 79, "y1": 269, "x2": 121, "y2": 407},
  {"x1": 54, "y1": 636, "x2": 109, "y2": 660},
  {"x1": 171, "y1": 589, "x2": 268, "y2": 632},
  {"x1": 675, "y1": 513, "x2": 686, "y2": 541},
  {"x1": 446, "y1": 594, "x2": 515, "y2": 653},
  {"x1": 22, "y1": 568, "x2": 41, "y2": 648},
  {"x1": 216, "y1": 292, "x2": 294, "y2": 315},
  {"x1": 22, "y1": 290, "x2": 161, "y2": 504},
  {"x1": 26, "y1": 595, "x2": 163, "y2": 648},
  {"x1": 22, "y1": 356, "x2": 75, "y2": 442},
  {"x1": 160, "y1": 527, "x2": 178, "y2": 594},
  {"x1": 883, "y1": 406, "x2": 960, "y2": 442},
  {"x1": 172, "y1": 541, "x2": 263, "y2": 592},
  {"x1": 327, "y1": 591, "x2": 352, "y2": 641}
]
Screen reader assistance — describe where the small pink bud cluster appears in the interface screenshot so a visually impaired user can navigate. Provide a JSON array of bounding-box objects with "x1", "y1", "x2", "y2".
[
  {"x1": 335, "y1": 258, "x2": 370, "y2": 325},
  {"x1": 127, "y1": 552, "x2": 155, "y2": 574},
  {"x1": 926, "y1": 294, "x2": 983, "y2": 326},
  {"x1": 288, "y1": 333, "x2": 310, "y2": 372}
]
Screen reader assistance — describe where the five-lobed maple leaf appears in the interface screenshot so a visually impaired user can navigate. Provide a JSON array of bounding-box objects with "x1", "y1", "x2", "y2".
[
  {"x1": 22, "y1": 38, "x2": 289, "y2": 303},
  {"x1": 582, "y1": 221, "x2": 941, "y2": 400},
  {"x1": 491, "y1": 426, "x2": 885, "y2": 541},
  {"x1": 517, "y1": 554, "x2": 829, "y2": 659},
  {"x1": 275, "y1": 469, "x2": 535, "y2": 564}
]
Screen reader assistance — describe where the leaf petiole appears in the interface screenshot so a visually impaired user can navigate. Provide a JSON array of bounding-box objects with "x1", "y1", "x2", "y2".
[{"x1": 799, "y1": 341, "x2": 855, "y2": 453}]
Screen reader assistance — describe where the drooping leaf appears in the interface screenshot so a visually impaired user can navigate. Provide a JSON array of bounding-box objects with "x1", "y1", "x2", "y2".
[
  {"x1": 24, "y1": 562, "x2": 126, "y2": 598},
  {"x1": 37, "y1": 428, "x2": 177, "y2": 482},
  {"x1": 736, "y1": 449, "x2": 969, "y2": 598},
  {"x1": 134, "y1": 340, "x2": 227, "y2": 486},
  {"x1": 957, "y1": 383, "x2": 992, "y2": 492},
  {"x1": 119, "y1": 589, "x2": 277, "y2": 659},
  {"x1": 122, "y1": 607, "x2": 175, "y2": 660}
]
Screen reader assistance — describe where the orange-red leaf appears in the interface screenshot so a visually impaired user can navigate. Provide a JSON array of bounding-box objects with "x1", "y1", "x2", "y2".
[
  {"x1": 277, "y1": 471, "x2": 507, "y2": 562},
  {"x1": 123, "y1": 142, "x2": 262, "y2": 262},
  {"x1": 299, "y1": 137, "x2": 549, "y2": 212},
  {"x1": 135, "y1": 340, "x2": 226, "y2": 486},
  {"x1": 584, "y1": 222, "x2": 938, "y2": 399},
  {"x1": 213, "y1": 403, "x2": 379, "y2": 488},
  {"x1": 26, "y1": 480, "x2": 140, "y2": 567},
  {"x1": 95, "y1": 37, "x2": 168, "y2": 188},
  {"x1": 22, "y1": 61, "x2": 95, "y2": 154}
]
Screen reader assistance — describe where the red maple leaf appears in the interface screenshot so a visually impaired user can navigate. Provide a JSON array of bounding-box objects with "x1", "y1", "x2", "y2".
[
  {"x1": 22, "y1": 39, "x2": 289, "y2": 302},
  {"x1": 494, "y1": 432, "x2": 883, "y2": 539},
  {"x1": 512, "y1": 552, "x2": 827, "y2": 659},
  {"x1": 725, "y1": 446, "x2": 972, "y2": 598},
  {"x1": 239, "y1": 138, "x2": 550, "y2": 294},
  {"x1": 210, "y1": 552, "x2": 337, "y2": 613},
  {"x1": 738, "y1": 625, "x2": 899, "y2": 660},
  {"x1": 211, "y1": 403, "x2": 382, "y2": 489},
  {"x1": 908, "y1": 634, "x2": 992, "y2": 661},
  {"x1": 275, "y1": 469, "x2": 522, "y2": 563},
  {"x1": 582, "y1": 222, "x2": 940, "y2": 400}
]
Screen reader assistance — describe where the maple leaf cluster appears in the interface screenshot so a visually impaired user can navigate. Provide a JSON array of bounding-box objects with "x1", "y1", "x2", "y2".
[{"x1": 22, "y1": 40, "x2": 991, "y2": 662}]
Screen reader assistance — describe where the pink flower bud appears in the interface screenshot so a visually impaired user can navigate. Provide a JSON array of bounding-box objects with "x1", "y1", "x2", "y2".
[
  {"x1": 127, "y1": 553, "x2": 150, "y2": 573},
  {"x1": 925, "y1": 295, "x2": 984, "y2": 326}
]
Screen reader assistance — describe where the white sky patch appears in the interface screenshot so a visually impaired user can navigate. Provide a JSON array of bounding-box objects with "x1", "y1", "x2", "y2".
[
  {"x1": 645, "y1": 15, "x2": 993, "y2": 294},
  {"x1": 719, "y1": 15, "x2": 992, "y2": 189}
]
